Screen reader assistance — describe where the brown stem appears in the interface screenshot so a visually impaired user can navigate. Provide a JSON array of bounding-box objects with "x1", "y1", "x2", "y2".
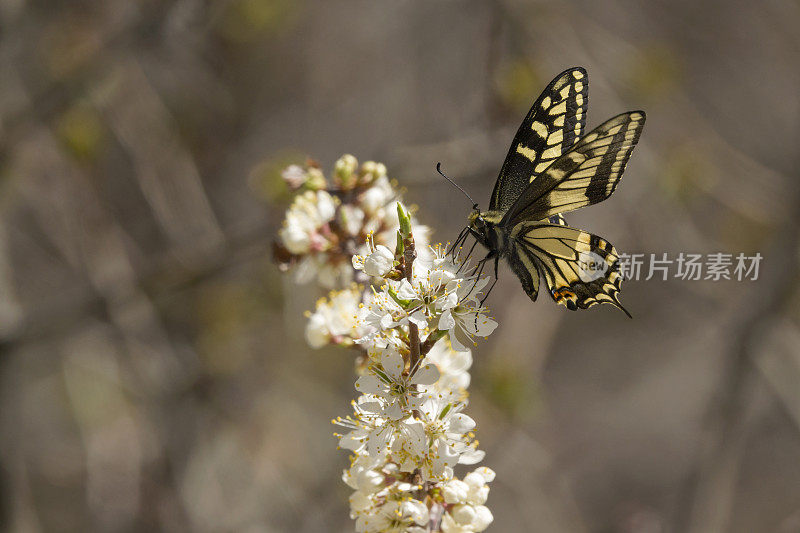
[
  {"x1": 420, "y1": 330, "x2": 446, "y2": 357},
  {"x1": 403, "y1": 233, "x2": 421, "y2": 370}
]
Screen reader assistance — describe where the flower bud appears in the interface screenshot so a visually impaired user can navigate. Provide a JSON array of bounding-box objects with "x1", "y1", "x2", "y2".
[
  {"x1": 334, "y1": 154, "x2": 358, "y2": 189},
  {"x1": 472, "y1": 466, "x2": 496, "y2": 483},
  {"x1": 451, "y1": 504, "x2": 477, "y2": 525},
  {"x1": 305, "y1": 167, "x2": 327, "y2": 190},
  {"x1": 279, "y1": 223, "x2": 311, "y2": 254},
  {"x1": 348, "y1": 491, "x2": 372, "y2": 512},
  {"x1": 304, "y1": 312, "x2": 328, "y2": 348},
  {"x1": 315, "y1": 190, "x2": 337, "y2": 222},
  {"x1": 360, "y1": 161, "x2": 387, "y2": 185},
  {"x1": 363, "y1": 245, "x2": 394, "y2": 277},
  {"x1": 442, "y1": 479, "x2": 469, "y2": 503},
  {"x1": 473, "y1": 505, "x2": 494, "y2": 531},
  {"x1": 339, "y1": 205, "x2": 365, "y2": 236},
  {"x1": 396, "y1": 201, "x2": 412, "y2": 238},
  {"x1": 281, "y1": 164, "x2": 307, "y2": 189}
]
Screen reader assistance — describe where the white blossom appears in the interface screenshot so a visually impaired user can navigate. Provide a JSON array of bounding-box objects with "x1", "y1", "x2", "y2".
[
  {"x1": 436, "y1": 276, "x2": 498, "y2": 352},
  {"x1": 422, "y1": 339, "x2": 472, "y2": 400},
  {"x1": 440, "y1": 467, "x2": 496, "y2": 531},
  {"x1": 279, "y1": 190, "x2": 337, "y2": 255},
  {"x1": 339, "y1": 204, "x2": 366, "y2": 236},
  {"x1": 355, "y1": 498, "x2": 429, "y2": 533},
  {"x1": 304, "y1": 287, "x2": 365, "y2": 348},
  {"x1": 277, "y1": 157, "x2": 497, "y2": 532},
  {"x1": 412, "y1": 397, "x2": 485, "y2": 480},
  {"x1": 360, "y1": 175, "x2": 395, "y2": 215},
  {"x1": 363, "y1": 245, "x2": 395, "y2": 277},
  {"x1": 355, "y1": 347, "x2": 439, "y2": 419},
  {"x1": 441, "y1": 504, "x2": 493, "y2": 532}
]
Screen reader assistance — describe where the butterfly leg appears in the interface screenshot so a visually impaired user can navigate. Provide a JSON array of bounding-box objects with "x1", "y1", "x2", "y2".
[
  {"x1": 478, "y1": 255, "x2": 500, "y2": 307},
  {"x1": 447, "y1": 226, "x2": 470, "y2": 257},
  {"x1": 464, "y1": 251, "x2": 493, "y2": 299},
  {"x1": 457, "y1": 238, "x2": 479, "y2": 273}
]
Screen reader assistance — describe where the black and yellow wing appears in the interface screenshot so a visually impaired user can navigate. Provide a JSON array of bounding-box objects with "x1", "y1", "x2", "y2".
[
  {"x1": 501, "y1": 111, "x2": 645, "y2": 226},
  {"x1": 508, "y1": 222, "x2": 629, "y2": 316},
  {"x1": 489, "y1": 67, "x2": 589, "y2": 213}
]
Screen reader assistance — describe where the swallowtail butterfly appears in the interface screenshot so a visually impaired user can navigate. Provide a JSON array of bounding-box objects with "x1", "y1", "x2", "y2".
[{"x1": 446, "y1": 67, "x2": 645, "y2": 316}]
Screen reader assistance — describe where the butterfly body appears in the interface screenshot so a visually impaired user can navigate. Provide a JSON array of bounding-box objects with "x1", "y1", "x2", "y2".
[{"x1": 463, "y1": 67, "x2": 645, "y2": 316}]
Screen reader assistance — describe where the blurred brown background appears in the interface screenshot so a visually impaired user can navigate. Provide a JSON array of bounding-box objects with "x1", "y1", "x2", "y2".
[{"x1": 1, "y1": 0, "x2": 799, "y2": 531}]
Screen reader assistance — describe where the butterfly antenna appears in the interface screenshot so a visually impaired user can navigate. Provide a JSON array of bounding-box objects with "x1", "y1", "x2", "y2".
[{"x1": 436, "y1": 163, "x2": 477, "y2": 208}]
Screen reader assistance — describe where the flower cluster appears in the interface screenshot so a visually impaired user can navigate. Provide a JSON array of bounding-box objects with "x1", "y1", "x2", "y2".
[
  {"x1": 276, "y1": 156, "x2": 498, "y2": 532},
  {"x1": 274, "y1": 155, "x2": 430, "y2": 288}
]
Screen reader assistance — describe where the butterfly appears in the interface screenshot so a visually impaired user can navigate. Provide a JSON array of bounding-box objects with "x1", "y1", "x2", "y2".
[{"x1": 445, "y1": 67, "x2": 645, "y2": 317}]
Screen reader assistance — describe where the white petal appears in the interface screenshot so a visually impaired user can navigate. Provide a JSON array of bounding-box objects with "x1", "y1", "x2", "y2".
[
  {"x1": 279, "y1": 224, "x2": 311, "y2": 254},
  {"x1": 400, "y1": 420, "x2": 427, "y2": 456},
  {"x1": 358, "y1": 401, "x2": 384, "y2": 414},
  {"x1": 440, "y1": 513, "x2": 460, "y2": 532},
  {"x1": 464, "y1": 472, "x2": 486, "y2": 490},
  {"x1": 444, "y1": 279, "x2": 461, "y2": 294},
  {"x1": 355, "y1": 374, "x2": 385, "y2": 395},
  {"x1": 402, "y1": 499, "x2": 429, "y2": 524},
  {"x1": 448, "y1": 329, "x2": 470, "y2": 353},
  {"x1": 407, "y1": 393, "x2": 430, "y2": 415},
  {"x1": 292, "y1": 256, "x2": 316, "y2": 284},
  {"x1": 411, "y1": 363, "x2": 440, "y2": 386},
  {"x1": 354, "y1": 468, "x2": 384, "y2": 493},
  {"x1": 437, "y1": 439, "x2": 460, "y2": 468},
  {"x1": 384, "y1": 400, "x2": 405, "y2": 420},
  {"x1": 437, "y1": 290, "x2": 459, "y2": 311},
  {"x1": 458, "y1": 448, "x2": 485, "y2": 465},
  {"x1": 349, "y1": 491, "x2": 372, "y2": 512},
  {"x1": 449, "y1": 413, "x2": 476, "y2": 434},
  {"x1": 429, "y1": 268, "x2": 456, "y2": 289},
  {"x1": 473, "y1": 466, "x2": 496, "y2": 483},
  {"x1": 408, "y1": 308, "x2": 428, "y2": 328},
  {"x1": 339, "y1": 205, "x2": 365, "y2": 236},
  {"x1": 315, "y1": 190, "x2": 337, "y2": 221},
  {"x1": 469, "y1": 485, "x2": 490, "y2": 505},
  {"x1": 396, "y1": 279, "x2": 418, "y2": 300},
  {"x1": 339, "y1": 430, "x2": 367, "y2": 452},
  {"x1": 472, "y1": 276, "x2": 489, "y2": 294},
  {"x1": 473, "y1": 314, "x2": 498, "y2": 337},
  {"x1": 416, "y1": 396, "x2": 439, "y2": 420},
  {"x1": 367, "y1": 426, "x2": 392, "y2": 456},
  {"x1": 364, "y1": 245, "x2": 395, "y2": 277},
  {"x1": 438, "y1": 309, "x2": 456, "y2": 330},
  {"x1": 304, "y1": 313, "x2": 329, "y2": 348},
  {"x1": 381, "y1": 349, "x2": 405, "y2": 380},
  {"x1": 379, "y1": 312, "x2": 396, "y2": 330}
]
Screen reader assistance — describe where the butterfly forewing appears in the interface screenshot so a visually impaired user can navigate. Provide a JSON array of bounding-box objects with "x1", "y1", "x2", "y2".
[
  {"x1": 511, "y1": 222, "x2": 629, "y2": 316},
  {"x1": 470, "y1": 66, "x2": 644, "y2": 316},
  {"x1": 489, "y1": 67, "x2": 589, "y2": 213},
  {"x1": 501, "y1": 111, "x2": 645, "y2": 226}
]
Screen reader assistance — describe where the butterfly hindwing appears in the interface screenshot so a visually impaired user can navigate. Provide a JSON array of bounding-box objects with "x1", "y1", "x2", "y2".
[
  {"x1": 511, "y1": 222, "x2": 629, "y2": 316},
  {"x1": 489, "y1": 67, "x2": 588, "y2": 213},
  {"x1": 506, "y1": 238, "x2": 541, "y2": 301},
  {"x1": 502, "y1": 111, "x2": 645, "y2": 225}
]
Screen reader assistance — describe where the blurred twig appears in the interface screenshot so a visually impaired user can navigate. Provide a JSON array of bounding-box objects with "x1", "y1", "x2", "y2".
[{"x1": 678, "y1": 175, "x2": 800, "y2": 533}]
